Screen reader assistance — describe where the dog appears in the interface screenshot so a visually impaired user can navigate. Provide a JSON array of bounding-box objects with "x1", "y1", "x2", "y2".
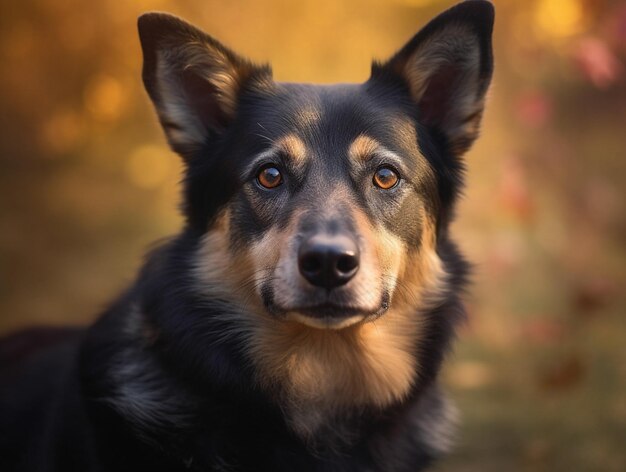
[{"x1": 0, "y1": 1, "x2": 494, "y2": 470}]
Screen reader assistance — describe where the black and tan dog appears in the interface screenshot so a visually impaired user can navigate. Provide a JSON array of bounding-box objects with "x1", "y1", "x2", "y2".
[{"x1": 0, "y1": 1, "x2": 494, "y2": 470}]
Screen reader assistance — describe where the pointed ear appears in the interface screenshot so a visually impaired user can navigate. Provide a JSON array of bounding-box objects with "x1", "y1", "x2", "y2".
[
  {"x1": 138, "y1": 13, "x2": 272, "y2": 160},
  {"x1": 372, "y1": 0, "x2": 494, "y2": 156}
]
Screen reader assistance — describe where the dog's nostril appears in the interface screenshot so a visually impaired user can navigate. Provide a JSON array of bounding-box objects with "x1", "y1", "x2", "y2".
[
  {"x1": 336, "y1": 254, "x2": 358, "y2": 274},
  {"x1": 300, "y1": 254, "x2": 322, "y2": 274}
]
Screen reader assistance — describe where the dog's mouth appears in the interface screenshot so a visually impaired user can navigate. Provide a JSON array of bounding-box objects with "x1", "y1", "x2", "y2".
[
  {"x1": 271, "y1": 294, "x2": 390, "y2": 330},
  {"x1": 259, "y1": 277, "x2": 392, "y2": 329},
  {"x1": 286, "y1": 311, "x2": 366, "y2": 330}
]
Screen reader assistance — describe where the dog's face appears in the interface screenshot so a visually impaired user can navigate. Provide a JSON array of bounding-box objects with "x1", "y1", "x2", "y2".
[
  {"x1": 241, "y1": 84, "x2": 432, "y2": 329},
  {"x1": 196, "y1": 82, "x2": 443, "y2": 331},
  {"x1": 138, "y1": 2, "x2": 493, "y2": 333}
]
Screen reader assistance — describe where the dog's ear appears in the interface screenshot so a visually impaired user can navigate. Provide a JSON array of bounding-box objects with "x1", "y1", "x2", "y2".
[
  {"x1": 372, "y1": 0, "x2": 494, "y2": 156},
  {"x1": 138, "y1": 13, "x2": 272, "y2": 160}
]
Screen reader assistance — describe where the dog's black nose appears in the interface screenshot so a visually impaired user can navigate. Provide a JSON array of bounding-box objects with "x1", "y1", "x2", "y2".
[{"x1": 298, "y1": 234, "x2": 359, "y2": 289}]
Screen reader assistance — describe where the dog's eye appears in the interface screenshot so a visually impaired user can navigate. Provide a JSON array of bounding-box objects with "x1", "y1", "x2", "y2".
[
  {"x1": 257, "y1": 166, "x2": 283, "y2": 189},
  {"x1": 373, "y1": 166, "x2": 399, "y2": 190}
]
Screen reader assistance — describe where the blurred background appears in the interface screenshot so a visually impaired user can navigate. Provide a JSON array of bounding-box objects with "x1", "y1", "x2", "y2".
[{"x1": 0, "y1": 0, "x2": 624, "y2": 470}]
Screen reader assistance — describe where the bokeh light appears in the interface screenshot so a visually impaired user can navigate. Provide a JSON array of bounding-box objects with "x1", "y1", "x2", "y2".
[{"x1": 534, "y1": 0, "x2": 585, "y2": 39}]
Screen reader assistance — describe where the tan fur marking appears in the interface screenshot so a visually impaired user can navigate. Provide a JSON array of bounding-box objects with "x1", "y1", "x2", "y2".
[
  {"x1": 275, "y1": 134, "x2": 307, "y2": 164},
  {"x1": 353, "y1": 209, "x2": 404, "y2": 289},
  {"x1": 194, "y1": 210, "x2": 264, "y2": 313},
  {"x1": 245, "y1": 208, "x2": 305, "y2": 303},
  {"x1": 348, "y1": 134, "x2": 381, "y2": 162},
  {"x1": 393, "y1": 208, "x2": 448, "y2": 313},
  {"x1": 249, "y1": 312, "x2": 420, "y2": 437}
]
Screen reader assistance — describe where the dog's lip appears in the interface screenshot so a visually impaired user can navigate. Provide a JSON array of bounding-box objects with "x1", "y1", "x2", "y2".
[
  {"x1": 295, "y1": 303, "x2": 367, "y2": 319},
  {"x1": 286, "y1": 312, "x2": 366, "y2": 330},
  {"x1": 282, "y1": 301, "x2": 390, "y2": 330}
]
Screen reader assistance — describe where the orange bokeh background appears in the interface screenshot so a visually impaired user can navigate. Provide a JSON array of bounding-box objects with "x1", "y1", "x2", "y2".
[{"x1": 1, "y1": 1, "x2": 625, "y2": 470}]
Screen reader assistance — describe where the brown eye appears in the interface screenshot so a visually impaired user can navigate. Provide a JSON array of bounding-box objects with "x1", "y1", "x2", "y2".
[
  {"x1": 257, "y1": 166, "x2": 283, "y2": 189},
  {"x1": 373, "y1": 166, "x2": 399, "y2": 189}
]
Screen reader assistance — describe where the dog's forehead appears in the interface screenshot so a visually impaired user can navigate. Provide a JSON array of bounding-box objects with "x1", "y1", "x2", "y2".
[{"x1": 248, "y1": 82, "x2": 420, "y2": 161}]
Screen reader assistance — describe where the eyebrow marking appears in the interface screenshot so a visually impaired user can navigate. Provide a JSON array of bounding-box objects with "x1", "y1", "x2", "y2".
[
  {"x1": 348, "y1": 134, "x2": 383, "y2": 162},
  {"x1": 275, "y1": 134, "x2": 307, "y2": 163},
  {"x1": 242, "y1": 134, "x2": 308, "y2": 180},
  {"x1": 347, "y1": 134, "x2": 411, "y2": 179}
]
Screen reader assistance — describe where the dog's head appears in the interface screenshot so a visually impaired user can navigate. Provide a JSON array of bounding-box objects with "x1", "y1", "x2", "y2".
[{"x1": 138, "y1": 2, "x2": 493, "y2": 332}]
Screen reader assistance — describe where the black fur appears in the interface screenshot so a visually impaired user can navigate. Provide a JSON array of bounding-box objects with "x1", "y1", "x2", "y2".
[{"x1": 0, "y1": 2, "x2": 494, "y2": 471}]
